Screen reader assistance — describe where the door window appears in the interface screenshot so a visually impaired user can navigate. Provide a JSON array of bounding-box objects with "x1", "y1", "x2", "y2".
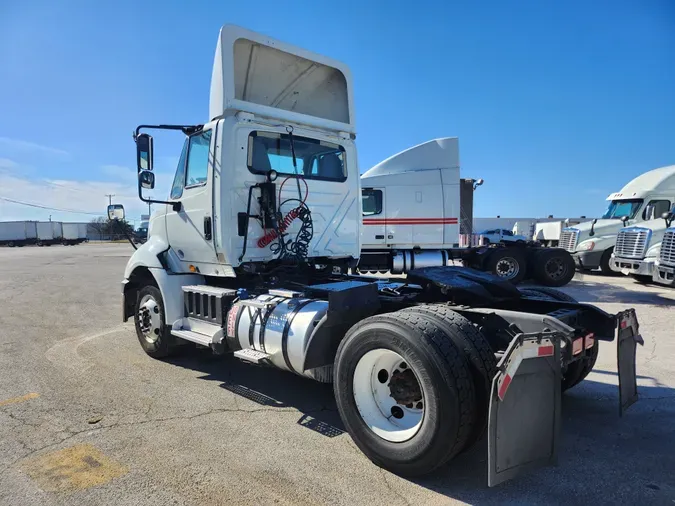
[
  {"x1": 362, "y1": 189, "x2": 383, "y2": 216},
  {"x1": 642, "y1": 200, "x2": 671, "y2": 220},
  {"x1": 170, "y1": 140, "x2": 189, "y2": 199},
  {"x1": 185, "y1": 130, "x2": 212, "y2": 187}
]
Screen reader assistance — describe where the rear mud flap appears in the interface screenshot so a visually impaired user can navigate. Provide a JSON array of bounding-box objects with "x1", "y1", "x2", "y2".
[
  {"x1": 487, "y1": 332, "x2": 561, "y2": 487},
  {"x1": 616, "y1": 309, "x2": 643, "y2": 416}
]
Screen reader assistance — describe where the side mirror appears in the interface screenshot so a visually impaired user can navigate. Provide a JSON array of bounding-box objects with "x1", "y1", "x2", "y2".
[
  {"x1": 620, "y1": 216, "x2": 629, "y2": 227},
  {"x1": 589, "y1": 217, "x2": 598, "y2": 236},
  {"x1": 136, "y1": 133, "x2": 154, "y2": 172},
  {"x1": 107, "y1": 204, "x2": 125, "y2": 220},
  {"x1": 663, "y1": 211, "x2": 674, "y2": 227},
  {"x1": 139, "y1": 170, "x2": 155, "y2": 190}
]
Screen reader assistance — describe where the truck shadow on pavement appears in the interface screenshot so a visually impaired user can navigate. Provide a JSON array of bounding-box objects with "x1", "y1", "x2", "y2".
[
  {"x1": 168, "y1": 348, "x2": 675, "y2": 502},
  {"x1": 167, "y1": 349, "x2": 345, "y2": 436},
  {"x1": 562, "y1": 279, "x2": 675, "y2": 306}
]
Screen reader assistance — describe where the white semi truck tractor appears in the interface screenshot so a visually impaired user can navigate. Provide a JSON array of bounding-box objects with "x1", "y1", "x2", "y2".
[
  {"x1": 609, "y1": 206, "x2": 675, "y2": 283},
  {"x1": 359, "y1": 138, "x2": 576, "y2": 286},
  {"x1": 559, "y1": 166, "x2": 675, "y2": 273},
  {"x1": 116, "y1": 25, "x2": 642, "y2": 486},
  {"x1": 653, "y1": 212, "x2": 675, "y2": 286}
]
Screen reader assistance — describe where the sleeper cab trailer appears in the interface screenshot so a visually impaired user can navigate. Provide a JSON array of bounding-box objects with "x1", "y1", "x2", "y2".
[
  {"x1": 358, "y1": 138, "x2": 576, "y2": 287},
  {"x1": 118, "y1": 25, "x2": 642, "y2": 486}
]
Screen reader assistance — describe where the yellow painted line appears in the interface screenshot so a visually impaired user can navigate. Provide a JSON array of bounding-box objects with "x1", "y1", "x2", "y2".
[
  {"x1": 21, "y1": 443, "x2": 129, "y2": 493},
  {"x1": 0, "y1": 392, "x2": 39, "y2": 407}
]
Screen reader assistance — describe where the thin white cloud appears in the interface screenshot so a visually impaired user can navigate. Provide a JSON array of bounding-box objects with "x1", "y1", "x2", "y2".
[
  {"x1": 0, "y1": 165, "x2": 174, "y2": 224},
  {"x1": 0, "y1": 158, "x2": 19, "y2": 170},
  {"x1": 0, "y1": 137, "x2": 69, "y2": 157}
]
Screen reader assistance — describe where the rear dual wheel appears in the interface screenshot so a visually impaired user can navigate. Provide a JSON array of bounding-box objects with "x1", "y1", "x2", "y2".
[{"x1": 334, "y1": 309, "x2": 493, "y2": 476}]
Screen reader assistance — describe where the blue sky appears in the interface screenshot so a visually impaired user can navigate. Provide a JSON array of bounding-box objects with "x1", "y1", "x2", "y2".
[{"x1": 0, "y1": 0, "x2": 673, "y2": 224}]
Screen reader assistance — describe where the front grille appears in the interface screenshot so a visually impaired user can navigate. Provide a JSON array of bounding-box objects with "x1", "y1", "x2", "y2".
[
  {"x1": 615, "y1": 228, "x2": 650, "y2": 259},
  {"x1": 660, "y1": 229, "x2": 675, "y2": 266},
  {"x1": 559, "y1": 229, "x2": 579, "y2": 252}
]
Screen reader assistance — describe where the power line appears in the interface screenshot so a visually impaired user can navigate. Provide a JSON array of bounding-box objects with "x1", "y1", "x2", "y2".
[{"x1": 0, "y1": 195, "x2": 103, "y2": 215}]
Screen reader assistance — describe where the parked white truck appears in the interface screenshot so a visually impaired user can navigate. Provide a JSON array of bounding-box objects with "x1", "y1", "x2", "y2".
[
  {"x1": 0, "y1": 221, "x2": 38, "y2": 247},
  {"x1": 114, "y1": 25, "x2": 642, "y2": 486},
  {"x1": 359, "y1": 138, "x2": 576, "y2": 286},
  {"x1": 653, "y1": 215, "x2": 675, "y2": 287},
  {"x1": 559, "y1": 166, "x2": 675, "y2": 273}
]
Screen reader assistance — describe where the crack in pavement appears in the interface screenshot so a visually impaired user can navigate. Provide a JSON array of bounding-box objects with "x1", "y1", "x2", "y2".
[{"x1": 378, "y1": 467, "x2": 412, "y2": 506}]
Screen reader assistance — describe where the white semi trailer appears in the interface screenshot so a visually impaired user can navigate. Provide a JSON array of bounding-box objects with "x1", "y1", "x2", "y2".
[
  {"x1": 115, "y1": 25, "x2": 642, "y2": 486},
  {"x1": 358, "y1": 139, "x2": 576, "y2": 286},
  {"x1": 559, "y1": 166, "x2": 675, "y2": 273},
  {"x1": 61, "y1": 223, "x2": 88, "y2": 245},
  {"x1": 0, "y1": 221, "x2": 38, "y2": 247}
]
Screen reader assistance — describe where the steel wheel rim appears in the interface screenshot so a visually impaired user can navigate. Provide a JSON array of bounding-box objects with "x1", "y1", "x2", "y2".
[
  {"x1": 495, "y1": 257, "x2": 519, "y2": 279},
  {"x1": 545, "y1": 257, "x2": 566, "y2": 280},
  {"x1": 352, "y1": 349, "x2": 425, "y2": 442},
  {"x1": 138, "y1": 294, "x2": 161, "y2": 343}
]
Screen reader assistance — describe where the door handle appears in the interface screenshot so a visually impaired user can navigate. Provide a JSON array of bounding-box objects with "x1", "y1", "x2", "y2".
[
  {"x1": 203, "y1": 216, "x2": 212, "y2": 240},
  {"x1": 375, "y1": 235, "x2": 384, "y2": 240}
]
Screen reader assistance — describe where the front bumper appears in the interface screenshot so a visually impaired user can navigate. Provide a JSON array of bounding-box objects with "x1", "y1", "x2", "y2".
[
  {"x1": 610, "y1": 255, "x2": 655, "y2": 276},
  {"x1": 572, "y1": 250, "x2": 604, "y2": 270},
  {"x1": 653, "y1": 262, "x2": 675, "y2": 287}
]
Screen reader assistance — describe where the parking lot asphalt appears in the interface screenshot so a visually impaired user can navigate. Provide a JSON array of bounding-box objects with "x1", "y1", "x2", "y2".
[{"x1": 0, "y1": 243, "x2": 674, "y2": 505}]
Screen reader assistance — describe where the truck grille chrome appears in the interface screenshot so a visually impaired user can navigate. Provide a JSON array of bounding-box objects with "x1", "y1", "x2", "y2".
[
  {"x1": 615, "y1": 228, "x2": 651, "y2": 259},
  {"x1": 558, "y1": 229, "x2": 579, "y2": 252},
  {"x1": 660, "y1": 229, "x2": 675, "y2": 266}
]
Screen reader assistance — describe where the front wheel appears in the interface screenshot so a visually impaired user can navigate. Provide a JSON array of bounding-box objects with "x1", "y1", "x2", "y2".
[
  {"x1": 334, "y1": 312, "x2": 476, "y2": 477},
  {"x1": 134, "y1": 285, "x2": 177, "y2": 358}
]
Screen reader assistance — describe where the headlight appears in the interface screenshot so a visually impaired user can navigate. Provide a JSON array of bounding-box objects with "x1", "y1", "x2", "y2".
[{"x1": 578, "y1": 241, "x2": 595, "y2": 251}]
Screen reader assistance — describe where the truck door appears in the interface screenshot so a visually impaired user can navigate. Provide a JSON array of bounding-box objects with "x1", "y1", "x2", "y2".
[
  {"x1": 362, "y1": 188, "x2": 386, "y2": 246},
  {"x1": 165, "y1": 123, "x2": 220, "y2": 269}
]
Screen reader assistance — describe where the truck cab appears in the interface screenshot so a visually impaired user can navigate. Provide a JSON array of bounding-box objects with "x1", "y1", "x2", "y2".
[{"x1": 559, "y1": 165, "x2": 675, "y2": 273}]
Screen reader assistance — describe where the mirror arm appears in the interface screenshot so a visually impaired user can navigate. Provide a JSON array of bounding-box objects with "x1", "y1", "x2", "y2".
[
  {"x1": 138, "y1": 181, "x2": 181, "y2": 212},
  {"x1": 135, "y1": 123, "x2": 203, "y2": 139}
]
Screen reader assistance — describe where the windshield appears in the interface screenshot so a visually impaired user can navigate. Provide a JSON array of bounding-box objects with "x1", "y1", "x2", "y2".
[{"x1": 602, "y1": 199, "x2": 643, "y2": 219}]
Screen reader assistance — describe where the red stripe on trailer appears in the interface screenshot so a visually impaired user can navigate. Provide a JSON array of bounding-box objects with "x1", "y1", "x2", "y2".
[
  {"x1": 498, "y1": 374, "x2": 512, "y2": 401},
  {"x1": 538, "y1": 345, "x2": 554, "y2": 357}
]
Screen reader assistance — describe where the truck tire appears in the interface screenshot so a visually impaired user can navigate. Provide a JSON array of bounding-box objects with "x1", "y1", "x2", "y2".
[
  {"x1": 484, "y1": 248, "x2": 527, "y2": 284},
  {"x1": 8, "y1": 241, "x2": 15, "y2": 247},
  {"x1": 400, "y1": 305, "x2": 497, "y2": 449},
  {"x1": 562, "y1": 341, "x2": 599, "y2": 392},
  {"x1": 134, "y1": 285, "x2": 178, "y2": 359},
  {"x1": 531, "y1": 249, "x2": 575, "y2": 287},
  {"x1": 519, "y1": 288, "x2": 598, "y2": 391},
  {"x1": 334, "y1": 311, "x2": 476, "y2": 477},
  {"x1": 599, "y1": 247, "x2": 614, "y2": 275}
]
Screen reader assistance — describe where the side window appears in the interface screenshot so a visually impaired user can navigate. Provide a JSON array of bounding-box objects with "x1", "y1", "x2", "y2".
[
  {"x1": 170, "y1": 140, "x2": 189, "y2": 199},
  {"x1": 643, "y1": 200, "x2": 671, "y2": 220},
  {"x1": 362, "y1": 189, "x2": 383, "y2": 216},
  {"x1": 185, "y1": 130, "x2": 212, "y2": 187}
]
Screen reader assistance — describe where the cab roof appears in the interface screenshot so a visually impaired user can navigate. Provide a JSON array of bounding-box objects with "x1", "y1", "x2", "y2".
[{"x1": 608, "y1": 165, "x2": 675, "y2": 200}]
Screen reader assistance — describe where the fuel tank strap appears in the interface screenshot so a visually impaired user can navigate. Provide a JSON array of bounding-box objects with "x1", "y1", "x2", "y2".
[{"x1": 281, "y1": 299, "x2": 315, "y2": 373}]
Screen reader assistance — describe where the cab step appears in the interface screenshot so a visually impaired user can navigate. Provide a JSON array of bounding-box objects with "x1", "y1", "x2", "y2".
[
  {"x1": 233, "y1": 349, "x2": 271, "y2": 364},
  {"x1": 171, "y1": 329, "x2": 213, "y2": 347}
]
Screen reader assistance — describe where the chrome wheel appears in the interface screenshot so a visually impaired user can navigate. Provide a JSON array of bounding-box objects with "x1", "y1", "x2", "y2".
[
  {"x1": 137, "y1": 294, "x2": 161, "y2": 343},
  {"x1": 352, "y1": 349, "x2": 425, "y2": 442},
  {"x1": 495, "y1": 257, "x2": 519, "y2": 279}
]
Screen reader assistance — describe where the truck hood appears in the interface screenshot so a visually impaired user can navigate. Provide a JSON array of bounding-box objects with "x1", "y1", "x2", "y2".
[{"x1": 570, "y1": 219, "x2": 623, "y2": 238}]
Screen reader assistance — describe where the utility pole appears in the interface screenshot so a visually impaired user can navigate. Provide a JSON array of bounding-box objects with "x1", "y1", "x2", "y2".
[{"x1": 105, "y1": 194, "x2": 115, "y2": 206}]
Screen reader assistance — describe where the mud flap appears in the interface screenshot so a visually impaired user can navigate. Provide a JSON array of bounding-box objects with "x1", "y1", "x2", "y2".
[
  {"x1": 487, "y1": 332, "x2": 561, "y2": 487},
  {"x1": 616, "y1": 309, "x2": 643, "y2": 416}
]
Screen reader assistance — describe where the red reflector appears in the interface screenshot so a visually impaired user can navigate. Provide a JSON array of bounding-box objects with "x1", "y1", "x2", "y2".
[
  {"x1": 498, "y1": 374, "x2": 512, "y2": 401},
  {"x1": 621, "y1": 321, "x2": 627, "y2": 329},
  {"x1": 538, "y1": 345, "x2": 554, "y2": 357},
  {"x1": 572, "y1": 338, "x2": 583, "y2": 355},
  {"x1": 585, "y1": 332, "x2": 595, "y2": 349}
]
